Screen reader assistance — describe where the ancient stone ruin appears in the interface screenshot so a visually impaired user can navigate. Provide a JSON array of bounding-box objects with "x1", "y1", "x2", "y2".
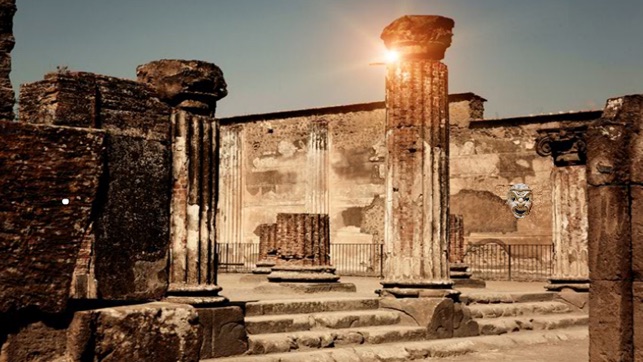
[{"x1": 2, "y1": 1, "x2": 643, "y2": 360}]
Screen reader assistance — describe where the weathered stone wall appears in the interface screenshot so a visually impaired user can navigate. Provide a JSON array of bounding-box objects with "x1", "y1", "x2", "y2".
[
  {"x1": 0, "y1": 0, "x2": 16, "y2": 120},
  {"x1": 219, "y1": 97, "x2": 600, "y2": 266},
  {"x1": 450, "y1": 114, "x2": 599, "y2": 249},
  {"x1": 19, "y1": 71, "x2": 172, "y2": 300},
  {"x1": 0, "y1": 121, "x2": 105, "y2": 313}
]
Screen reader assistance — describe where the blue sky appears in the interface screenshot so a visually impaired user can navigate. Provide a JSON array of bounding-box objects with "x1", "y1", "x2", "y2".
[{"x1": 11, "y1": 0, "x2": 643, "y2": 118}]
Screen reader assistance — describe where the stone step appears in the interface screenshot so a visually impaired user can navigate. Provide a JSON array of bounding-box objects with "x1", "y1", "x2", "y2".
[
  {"x1": 469, "y1": 301, "x2": 574, "y2": 319},
  {"x1": 204, "y1": 326, "x2": 588, "y2": 362},
  {"x1": 246, "y1": 325, "x2": 427, "y2": 355},
  {"x1": 245, "y1": 296, "x2": 379, "y2": 317},
  {"x1": 245, "y1": 309, "x2": 402, "y2": 335},
  {"x1": 462, "y1": 291, "x2": 556, "y2": 304},
  {"x1": 477, "y1": 313, "x2": 588, "y2": 336}
]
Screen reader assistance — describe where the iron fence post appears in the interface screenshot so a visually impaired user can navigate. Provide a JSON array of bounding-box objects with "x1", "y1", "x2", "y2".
[{"x1": 508, "y1": 244, "x2": 512, "y2": 281}]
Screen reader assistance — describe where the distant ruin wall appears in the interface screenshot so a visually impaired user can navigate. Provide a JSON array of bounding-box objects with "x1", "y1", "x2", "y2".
[{"x1": 219, "y1": 96, "x2": 600, "y2": 254}]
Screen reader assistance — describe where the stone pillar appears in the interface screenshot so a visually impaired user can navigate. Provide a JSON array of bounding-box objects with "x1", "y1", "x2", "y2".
[
  {"x1": 585, "y1": 95, "x2": 643, "y2": 362},
  {"x1": 218, "y1": 125, "x2": 244, "y2": 264},
  {"x1": 0, "y1": 0, "x2": 16, "y2": 120},
  {"x1": 535, "y1": 127, "x2": 590, "y2": 292},
  {"x1": 258, "y1": 213, "x2": 355, "y2": 293},
  {"x1": 137, "y1": 59, "x2": 227, "y2": 304},
  {"x1": 380, "y1": 15, "x2": 457, "y2": 298},
  {"x1": 253, "y1": 223, "x2": 277, "y2": 274},
  {"x1": 306, "y1": 120, "x2": 329, "y2": 214}
]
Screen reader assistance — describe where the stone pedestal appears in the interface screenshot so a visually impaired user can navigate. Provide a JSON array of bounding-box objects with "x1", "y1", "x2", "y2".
[
  {"x1": 253, "y1": 223, "x2": 278, "y2": 274},
  {"x1": 379, "y1": 15, "x2": 457, "y2": 299},
  {"x1": 546, "y1": 165, "x2": 589, "y2": 292},
  {"x1": 535, "y1": 127, "x2": 590, "y2": 292},
  {"x1": 137, "y1": 60, "x2": 228, "y2": 305},
  {"x1": 259, "y1": 213, "x2": 355, "y2": 293}
]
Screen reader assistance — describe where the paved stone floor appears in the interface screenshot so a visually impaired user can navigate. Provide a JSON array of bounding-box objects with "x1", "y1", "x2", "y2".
[
  {"x1": 217, "y1": 273, "x2": 550, "y2": 302},
  {"x1": 438, "y1": 337, "x2": 588, "y2": 361}
]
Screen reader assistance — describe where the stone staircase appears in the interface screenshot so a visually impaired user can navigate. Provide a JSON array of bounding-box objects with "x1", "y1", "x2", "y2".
[
  {"x1": 205, "y1": 291, "x2": 588, "y2": 361},
  {"x1": 464, "y1": 291, "x2": 588, "y2": 336}
]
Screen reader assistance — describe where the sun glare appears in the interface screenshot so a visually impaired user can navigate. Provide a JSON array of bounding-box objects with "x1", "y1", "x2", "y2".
[{"x1": 385, "y1": 50, "x2": 399, "y2": 63}]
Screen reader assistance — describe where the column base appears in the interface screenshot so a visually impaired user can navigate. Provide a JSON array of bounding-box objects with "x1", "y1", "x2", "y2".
[
  {"x1": 252, "y1": 261, "x2": 275, "y2": 275},
  {"x1": 545, "y1": 277, "x2": 590, "y2": 292},
  {"x1": 165, "y1": 283, "x2": 228, "y2": 306},
  {"x1": 379, "y1": 279, "x2": 460, "y2": 299},
  {"x1": 449, "y1": 263, "x2": 486, "y2": 288},
  {"x1": 267, "y1": 265, "x2": 340, "y2": 283}
]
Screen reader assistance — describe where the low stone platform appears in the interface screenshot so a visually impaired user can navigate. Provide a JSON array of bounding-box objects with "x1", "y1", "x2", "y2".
[{"x1": 254, "y1": 282, "x2": 356, "y2": 294}]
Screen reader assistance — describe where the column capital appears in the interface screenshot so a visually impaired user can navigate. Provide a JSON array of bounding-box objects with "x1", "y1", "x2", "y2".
[
  {"x1": 137, "y1": 59, "x2": 227, "y2": 117},
  {"x1": 381, "y1": 15, "x2": 454, "y2": 60},
  {"x1": 535, "y1": 126, "x2": 588, "y2": 166}
]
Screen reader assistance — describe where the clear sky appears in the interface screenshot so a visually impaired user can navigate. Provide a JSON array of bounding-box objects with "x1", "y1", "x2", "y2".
[{"x1": 10, "y1": 0, "x2": 643, "y2": 118}]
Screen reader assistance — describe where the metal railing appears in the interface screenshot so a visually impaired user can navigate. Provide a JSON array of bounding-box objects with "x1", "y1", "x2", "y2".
[
  {"x1": 215, "y1": 242, "x2": 553, "y2": 281},
  {"x1": 215, "y1": 243, "x2": 384, "y2": 277},
  {"x1": 463, "y1": 242, "x2": 553, "y2": 281}
]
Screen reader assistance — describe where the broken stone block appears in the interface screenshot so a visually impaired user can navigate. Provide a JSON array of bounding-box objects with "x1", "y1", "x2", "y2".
[
  {"x1": 380, "y1": 297, "x2": 454, "y2": 339},
  {"x1": 70, "y1": 302, "x2": 201, "y2": 362},
  {"x1": 0, "y1": 120, "x2": 105, "y2": 313},
  {"x1": 587, "y1": 185, "x2": 632, "y2": 282},
  {"x1": 197, "y1": 306, "x2": 248, "y2": 359},
  {"x1": 589, "y1": 280, "x2": 633, "y2": 362},
  {"x1": 0, "y1": 317, "x2": 70, "y2": 362}
]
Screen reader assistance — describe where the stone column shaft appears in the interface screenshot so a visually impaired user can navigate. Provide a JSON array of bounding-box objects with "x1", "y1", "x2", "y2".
[
  {"x1": 253, "y1": 223, "x2": 278, "y2": 274},
  {"x1": 547, "y1": 165, "x2": 589, "y2": 291},
  {"x1": 169, "y1": 111, "x2": 221, "y2": 300},
  {"x1": 380, "y1": 15, "x2": 456, "y2": 298},
  {"x1": 218, "y1": 126, "x2": 244, "y2": 266},
  {"x1": 306, "y1": 120, "x2": 329, "y2": 214}
]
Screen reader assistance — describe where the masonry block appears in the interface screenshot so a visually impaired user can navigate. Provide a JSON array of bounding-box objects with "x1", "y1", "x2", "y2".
[
  {"x1": 589, "y1": 280, "x2": 633, "y2": 362},
  {"x1": 197, "y1": 306, "x2": 248, "y2": 358},
  {"x1": 587, "y1": 185, "x2": 632, "y2": 281}
]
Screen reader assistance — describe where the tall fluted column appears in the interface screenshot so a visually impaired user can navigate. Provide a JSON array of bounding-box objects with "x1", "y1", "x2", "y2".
[
  {"x1": 306, "y1": 120, "x2": 329, "y2": 214},
  {"x1": 535, "y1": 127, "x2": 589, "y2": 292},
  {"x1": 218, "y1": 125, "x2": 244, "y2": 266},
  {"x1": 137, "y1": 59, "x2": 227, "y2": 303},
  {"x1": 548, "y1": 165, "x2": 589, "y2": 291},
  {"x1": 380, "y1": 15, "x2": 457, "y2": 298}
]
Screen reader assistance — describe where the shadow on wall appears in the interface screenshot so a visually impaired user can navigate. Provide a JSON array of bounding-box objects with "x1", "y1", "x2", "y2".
[{"x1": 450, "y1": 190, "x2": 517, "y2": 235}]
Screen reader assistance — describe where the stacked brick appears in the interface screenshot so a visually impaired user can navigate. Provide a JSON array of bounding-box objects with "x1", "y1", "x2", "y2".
[
  {"x1": 0, "y1": 0, "x2": 15, "y2": 120},
  {"x1": 253, "y1": 223, "x2": 278, "y2": 274},
  {"x1": 0, "y1": 121, "x2": 105, "y2": 313},
  {"x1": 267, "y1": 213, "x2": 339, "y2": 282},
  {"x1": 586, "y1": 94, "x2": 643, "y2": 361},
  {"x1": 448, "y1": 214, "x2": 465, "y2": 264}
]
